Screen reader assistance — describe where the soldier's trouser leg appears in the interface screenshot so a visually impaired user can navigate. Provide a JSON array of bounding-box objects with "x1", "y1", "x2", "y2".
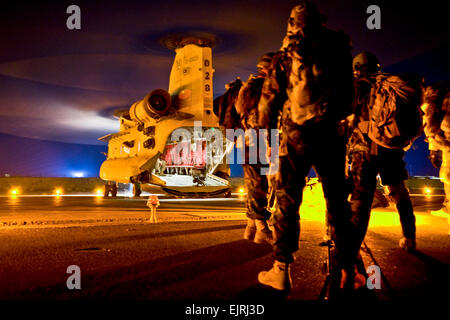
[
  {"x1": 385, "y1": 182, "x2": 416, "y2": 239},
  {"x1": 271, "y1": 154, "x2": 309, "y2": 264},
  {"x1": 445, "y1": 181, "x2": 450, "y2": 216},
  {"x1": 349, "y1": 151, "x2": 377, "y2": 246},
  {"x1": 443, "y1": 174, "x2": 450, "y2": 214},
  {"x1": 150, "y1": 207, "x2": 154, "y2": 222},
  {"x1": 242, "y1": 163, "x2": 271, "y2": 221},
  {"x1": 315, "y1": 145, "x2": 360, "y2": 272},
  {"x1": 441, "y1": 149, "x2": 450, "y2": 214},
  {"x1": 149, "y1": 208, "x2": 153, "y2": 222}
]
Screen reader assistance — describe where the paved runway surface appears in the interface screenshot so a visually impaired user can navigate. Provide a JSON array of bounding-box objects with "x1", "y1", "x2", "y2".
[
  {"x1": 0, "y1": 196, "x2": 247, "y2": 226},
  {"x1": 0, "y1": 194, "x2": 448, "y2": 302}
]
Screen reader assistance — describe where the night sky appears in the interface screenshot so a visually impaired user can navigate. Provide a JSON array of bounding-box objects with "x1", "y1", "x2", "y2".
[{"x1": 0, "y1": 0, "x2": 448, "y2": 177}]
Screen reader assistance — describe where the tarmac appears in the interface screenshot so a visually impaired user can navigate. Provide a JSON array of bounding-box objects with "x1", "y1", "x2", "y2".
[{"x1": 0, "y1": 193, "x2": 448, "y2": 302}]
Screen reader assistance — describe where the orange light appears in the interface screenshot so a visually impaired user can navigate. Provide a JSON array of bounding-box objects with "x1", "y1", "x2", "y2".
[
  {"x1": 239, "y1": 188, "x2": 245, "y2": 194},
  {"x1": 10, "y1": 188, "x2": 19, "y2": 196},
  {"x1": 299, "y1": 180, "x2": 327, "y2": 220},
  {"x1": 178, "y1": 89, "x2": 191, "y2": 100},
  {"x1": 54, "y1": 188, "x2": 63, "y2": 196},
  {"x1": 95, "y1": 188, "x2": 103, "y2": 196},
  {"x1": 424, "y1": 187, "x2": 432, "y2": 195}
]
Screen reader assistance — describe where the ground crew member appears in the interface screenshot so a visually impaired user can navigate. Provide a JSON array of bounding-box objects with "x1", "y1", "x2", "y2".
[
  {"x1": 146, "y1": 195, "x2": 160, "y2": 223},
  {"x1": 257, "y1": 2, "x2": 361, "y2": 293}
]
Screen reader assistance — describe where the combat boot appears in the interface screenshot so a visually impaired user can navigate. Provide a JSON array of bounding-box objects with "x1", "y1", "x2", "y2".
[
  {"x1": 258, "y1": 260, "x2": 292, "y2": 291},
  {"x1": 254, "y1": 219, "x2": 273, "y2": 244},
  {"x1": 244, "y1": 218, "x2": 256, "y2": 240},
  {"x1": 340, "y1": 266, "x2": 366, "y2": 290},
  {"x1": 399, "y1": 237, "x2": 416, "y2": 252}
]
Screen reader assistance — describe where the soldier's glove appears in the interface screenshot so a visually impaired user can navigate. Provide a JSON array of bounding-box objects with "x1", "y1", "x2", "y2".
[{"x1": 429, "y1": 150, "x2": 442, "y2": 168}]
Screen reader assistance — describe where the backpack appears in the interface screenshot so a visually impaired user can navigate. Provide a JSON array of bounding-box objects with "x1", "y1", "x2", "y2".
[
  {"x1": 235, "y1": 75, "x2": 265, "y2": 128},
  {"x1": 213, "y1": 78, "x2": 243, "y2": 129},
  {"x1": 422, "y1": 82, "x2": 450, "y2": 149},
  {"x1": 283, "y1": 29, "x2": 354, "y2": 126},
  {"x1": 368, "y1": 73, "x2": 423, "y2": 149}
]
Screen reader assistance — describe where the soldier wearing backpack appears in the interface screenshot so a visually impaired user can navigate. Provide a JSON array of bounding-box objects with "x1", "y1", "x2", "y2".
[
  {"x1": 257, "y1": 2, "x2": 362, "y2": 294},
  {"x1": 234, "y1": 53, "x2": 275, "y2": 244},
  {"x1": 213, "y1": 79, "x2": 243, "y2": 132},
  {"x1": 348, "y1": 52, "x2": 423, "y2": 253},
  {"x1": 422, "y1": 82, "x2": 450, "y2": 234},
  {"x1": 213, "y1": 54, "x2": 275, "y2": 244}
]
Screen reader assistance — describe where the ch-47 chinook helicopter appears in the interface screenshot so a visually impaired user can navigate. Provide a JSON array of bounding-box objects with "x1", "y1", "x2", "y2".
[{"x1": 99, "y1": 37, "x2": 232, "y2": 198}]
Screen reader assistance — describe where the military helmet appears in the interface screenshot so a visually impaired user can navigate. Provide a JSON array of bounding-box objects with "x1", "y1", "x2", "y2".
[
  {"x1": 352, "y1": 52, "x2": 381, "y2": 76},
  {"x1": 256, "y1": 52, "x2": 275, "y2": 69},
  {"x1": 287, "y1": 2, "x2": 324, "y2": 36}
]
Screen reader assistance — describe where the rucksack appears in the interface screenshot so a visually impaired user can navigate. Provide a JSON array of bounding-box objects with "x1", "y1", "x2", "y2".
[
  {"x1": 235, "y1": 75, "x2": 265, "y2": 128},
  {"x1": 213, "y1": 78, "x2": 243, "y2": 130},
  {"x1": 368, "y1": 73, "x2": 423, "y2": 150},
  {"x1": 283, "y1": 29, "x2": 354, "y2": 126},
  {"x1": 422, "y1": 82, "x2": 450, "y2": 149}
]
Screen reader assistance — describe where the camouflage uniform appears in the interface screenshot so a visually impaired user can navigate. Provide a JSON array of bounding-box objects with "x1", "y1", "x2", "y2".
[
  {"x1": 235, "y1": 73, "x2": 272, "y2": 221},
  {"x1": 348, "y1": 56, "x2": 417, "y2": 249},
  {"x1": 214, "y1": 55, "x2": 274, "y2": 243},
  {"x1": 258, "y1": 4, "x2": 358, "y2": 276},
  {"x1": 422, "y1": 83, "x2": 450, "y2": 216}
]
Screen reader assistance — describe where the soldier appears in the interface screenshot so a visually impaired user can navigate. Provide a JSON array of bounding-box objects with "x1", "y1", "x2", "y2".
[
  {"x1": 422, "y1": 82, "x2": 450, "y2": 233},
  {"x1": 348, "y1": 52, "x2": 421, "y2": 252},
  {"x1": 235, "y1": 53, "x2": 275, "y2": 244},
  {"x1": 257, "y1": 2, "x2": 361, "y2": 293}
]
